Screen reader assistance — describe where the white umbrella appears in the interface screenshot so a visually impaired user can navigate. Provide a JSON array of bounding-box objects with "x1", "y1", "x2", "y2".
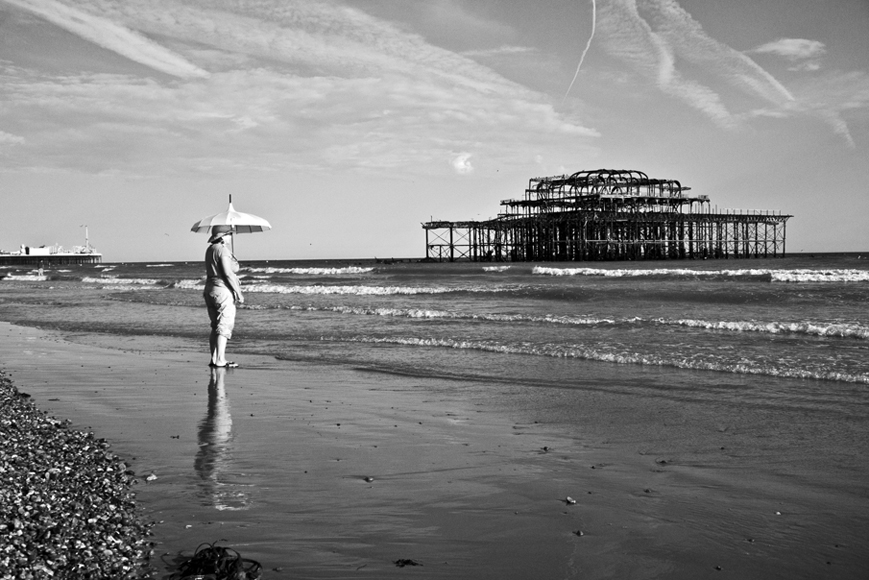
[{"x1": 191, "y1": 195, "x2": 271, "y2": 253}]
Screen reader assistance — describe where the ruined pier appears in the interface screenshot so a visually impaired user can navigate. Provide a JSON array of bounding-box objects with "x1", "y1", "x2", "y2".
[{"x1": 423, "y1": 169, "x2": 791, "y2": 262}]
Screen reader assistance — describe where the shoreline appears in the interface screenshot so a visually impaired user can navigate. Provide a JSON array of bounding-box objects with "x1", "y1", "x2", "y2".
[{"x1": 1, "y1": 322, "x2": 867, "y2": 579}]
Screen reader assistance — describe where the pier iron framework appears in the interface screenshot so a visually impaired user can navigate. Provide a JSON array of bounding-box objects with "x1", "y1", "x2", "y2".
[{"x1": 423, "y1": 169, "x2": 791, "y2": 262}]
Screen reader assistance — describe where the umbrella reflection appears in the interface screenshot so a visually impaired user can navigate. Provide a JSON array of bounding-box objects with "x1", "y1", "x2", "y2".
[{"x1": 195, "y1": 366, "x2": 250, "y2": 510}]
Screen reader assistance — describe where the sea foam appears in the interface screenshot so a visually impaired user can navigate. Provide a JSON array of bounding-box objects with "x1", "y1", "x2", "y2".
[
  {"x1": 303, "y1": 305, "x2": 617, "y2": 325},
  {"x1": 533, "y1": 266, "x2": 869, "y2": 282},
  {"x1": 244, "y1": 266, "x2": 375, "y2": 275},
  {"x1": 1, "y1": 274, "x2": 48, "y2": 282},
  {"x1": 244, "y1": 284, "x2": 453, "y2": 296},
  {"x1": 329, "y1": 336, "x2": 869, "y2": 384},
  {"x1": 243, "y1": 283, "x2": 510, "y2": 296},
  {"x1": 300, "y1": 305, "x2": 866, "y2": 340},
  {"x1": 82, "y1": 277, "x2": 162, "y2": 286},
  {"x1": 665, "y1": 318, "x2": 869, "y2": 339}
]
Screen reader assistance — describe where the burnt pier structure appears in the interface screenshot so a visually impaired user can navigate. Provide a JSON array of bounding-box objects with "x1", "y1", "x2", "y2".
[{"x1": 423, "y1": 169, "x2": 791, "y2": 262}]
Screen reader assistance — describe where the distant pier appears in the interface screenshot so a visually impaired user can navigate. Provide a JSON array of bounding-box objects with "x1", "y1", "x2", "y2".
[
  {"x1": 423, "y1": 169, "x2": 791, "y2": 262},
  {"x1": 0, "y1": 246, "x2": 102, "y2": 266}
]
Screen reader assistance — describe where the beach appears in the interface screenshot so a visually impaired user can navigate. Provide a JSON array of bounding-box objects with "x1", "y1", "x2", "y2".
[
  {"x1": 1, "y1": 320, "x2": 867, "y2": 579},
  {"x1": 0, "y1": 256, "x2": 868, "y2": 578}
]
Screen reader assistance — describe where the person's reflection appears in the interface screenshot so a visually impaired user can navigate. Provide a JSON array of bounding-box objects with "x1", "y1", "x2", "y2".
[{"x1": 195, "y1": 366, "x2": 250, "y2": 510}]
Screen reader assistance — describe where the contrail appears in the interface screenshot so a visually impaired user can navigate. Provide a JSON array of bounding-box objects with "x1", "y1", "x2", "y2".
[{"x1": 564, "y1": 0, "x2": 596, "y2": 102}]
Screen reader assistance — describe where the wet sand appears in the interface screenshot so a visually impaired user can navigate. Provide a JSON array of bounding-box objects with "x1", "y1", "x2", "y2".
[{"x1": 1, "y1": 321, "x2": 866, "y2": 579}]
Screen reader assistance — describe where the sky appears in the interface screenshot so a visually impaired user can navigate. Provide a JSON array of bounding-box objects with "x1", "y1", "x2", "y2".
[{"x1": 1, "y1": 0, "x2": 867, "y2": 262}]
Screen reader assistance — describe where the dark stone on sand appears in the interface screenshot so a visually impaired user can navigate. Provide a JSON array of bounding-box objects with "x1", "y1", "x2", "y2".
[{"x1": 395, "y1": 558, "x2": 422, "y2": 567}]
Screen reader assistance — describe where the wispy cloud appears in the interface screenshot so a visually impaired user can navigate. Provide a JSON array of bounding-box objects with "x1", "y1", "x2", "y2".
[
  {"x1": 594, "y1": 0, "x2": 734, "y2": 128},
  {"x1": 744, "y1": 38, "x2": 868, "y2": 147},
  {"x1": 3, "y1": 0, "x2": 209, "y2": 78},
  {"x1": 590, "y1": 0, "x2": 869, "y2": 147},
  {"x1": 595, "y1": 0, "x2": 796, "y2": 129},
  {"x1": 757, "y1": 70, "x2": 869, "y2": 148},
  {"x1": 419, "y1": 0, "x2": 515, "y2": 41},
  {"x1": 749, "y1": 38, "x2": 826, "y2": 72},
  {"x1": 645, "y1": 0, "x2": 795, "y2": 104},
  {"x1": 0, "y1": 130, "x2": 25, "y2": 146},
  {"x1": 462, "y1": 45, "x2": 537, "y2": 58},
  {"x1": 750, "y1": 39, "x2": 826, "y2": 61},
  {"x1": 0, "y1": 0, "x2": 599, "y2": 175}
]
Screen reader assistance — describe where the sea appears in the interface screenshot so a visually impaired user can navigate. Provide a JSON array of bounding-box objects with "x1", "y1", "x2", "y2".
[
  {"x1": 1, "y1": 252, "x2": 868, "y2": 578},
  {"x1": 1, "y1": 253, "x2": 868, "y2": 392}
]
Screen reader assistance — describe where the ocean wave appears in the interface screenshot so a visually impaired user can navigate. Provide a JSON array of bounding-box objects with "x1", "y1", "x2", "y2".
[
  {"x1": 1, "y1": 274, "x2": 48, "y2": 282},
  {"x1": 482, "y1": 266, "x2": 511, "y2": 272},
  {"x1": 328, "y1": 336, "x2": 869, "y2": 384},
  {"x1": 300, "y1": 305, "x2": 617, "y2": 325},
  {"x1": 145, "y1": 264, "x2": 175, "y2": 268},
  {"x1": 172, "y1": 279, "x2": 206, "y2": 290},
  {"x1": 533, "y1": 266, "x2": 759, "y2": 278},
  {"x1": 294, "y1": 305, "x2": 867, "y2": 340},
  {"x1": 533, "y1": 266, "x2": 869, "y2": 283},
  {"x1": 243, "y1": 266, "x2": 375, "y2": 275},
  {"x1": 243, "y1": 284, "x2": 497, "y2": 296},
  {"x1": 665, "y1": 318, "x2": 869, "y2": 339},
  {"x1": 770, "y1": 270, "x2": 869, "y2": 283},
  {"x1": 82, "y1": 276, "x2": 162, "y2": 286}
]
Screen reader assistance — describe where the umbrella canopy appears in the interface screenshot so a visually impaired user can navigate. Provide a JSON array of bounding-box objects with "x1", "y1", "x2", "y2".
[{"x1": 191, "y1": 198, "x2": 272, "y2": 234}]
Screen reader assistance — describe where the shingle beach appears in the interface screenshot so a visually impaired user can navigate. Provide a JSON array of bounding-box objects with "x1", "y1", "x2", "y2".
[{"x1": 0, "y1": 372, "x2": 153, "y2": 579}]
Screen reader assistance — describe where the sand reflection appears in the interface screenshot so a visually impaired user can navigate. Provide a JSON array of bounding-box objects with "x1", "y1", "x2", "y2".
[{"x1": 195, "y1": 366, "x2": 250, "y2": 510}]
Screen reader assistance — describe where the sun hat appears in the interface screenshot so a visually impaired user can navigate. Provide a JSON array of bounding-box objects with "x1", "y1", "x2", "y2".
[{"x1": 208, "y1": 225, "x2": 234, "y2": 243}]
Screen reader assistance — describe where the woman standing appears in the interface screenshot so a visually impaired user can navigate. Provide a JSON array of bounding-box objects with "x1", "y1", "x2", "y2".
[{"x1": 204, "y1": 225, "x2": 244, "y2": 368}]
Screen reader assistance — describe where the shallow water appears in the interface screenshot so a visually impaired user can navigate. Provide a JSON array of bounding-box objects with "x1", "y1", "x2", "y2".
[
  {"x1": 3, "y1": 254, "x2": 868, "y2": 387},
  {"x1": 1, "y1": 254, "x2": 868, "y2": 578}
]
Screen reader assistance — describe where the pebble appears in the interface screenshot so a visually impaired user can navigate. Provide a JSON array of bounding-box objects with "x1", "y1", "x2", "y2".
[
  {"x1": 0, "y1": 373, "x2": 154, "y2": 579},
  {"x1": 394, "y1": 558, "x2": 422, "y2": 567}
]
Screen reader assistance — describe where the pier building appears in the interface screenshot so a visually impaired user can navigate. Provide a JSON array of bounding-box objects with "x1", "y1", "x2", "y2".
[{"x1": 0, "y1": 244, "x2": 102, "y2": 266}]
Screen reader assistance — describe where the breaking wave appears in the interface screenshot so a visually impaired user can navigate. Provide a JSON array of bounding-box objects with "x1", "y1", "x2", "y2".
[
  {"x1": 533, "y1": 266, "x2": 869, "y2": 283},
  {"x1": 665, "y1": 318, "x2": 869, "y2": 339},
  {"x1": 297, "y1": 305, "x2": 618, "y2": 325},
  {"x1": 771, "y1": 270, "x2": 869, "y2": 283},
  {"x1": 300, "y1": 305, "x2": 867, "y2": 340},
  {"x1": 244, "y1": 266, "x2": 374, "y2": 275},
  {"x1": 82, "y1": 276, "x2": 162, "y2": 286},
  {"x1": 1, "y1": 274, "x2": 48, "y2": 282},
  {"x1": 172, "y1": 279, "x2": 206, "y2": 290},
  {"x1": 243, "y1": 284, "x2": 502, "y2": 296},
  {"x1": 326, "y1": 336, "x2": 869, "y2": 384}
]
